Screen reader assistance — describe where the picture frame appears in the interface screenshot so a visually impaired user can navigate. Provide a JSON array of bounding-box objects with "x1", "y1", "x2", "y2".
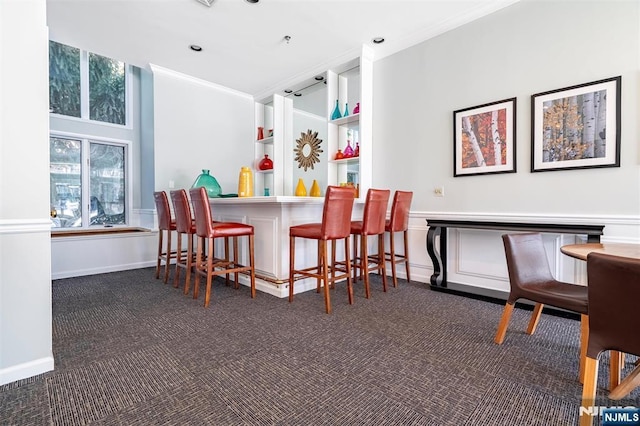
[
  {"x1": 453, "y1": 98, "x2": 517, "y2": 177},
  {"x1": 531, "y1": 76, "x2": 621, "y2": 172}
]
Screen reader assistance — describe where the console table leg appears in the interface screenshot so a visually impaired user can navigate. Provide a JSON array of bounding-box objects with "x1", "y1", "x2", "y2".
[{"x1": 426, "y1": 226, "x2": 447, "y2": 287}]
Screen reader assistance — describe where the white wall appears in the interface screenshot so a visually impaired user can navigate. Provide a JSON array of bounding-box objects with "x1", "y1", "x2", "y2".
[
  {"x1": 373, "y1": 0, "x2": 640, "y2": 293},
  {"x1": 292, "y1": 110, "x2": 328, "y2": 192},
  {"x1": 150, "y1": 65, "x2": 255, "y2": 196},
  {"x1": 374, "y1": 0, "x2": 639, "y2": 220},
  {"x1": 0, "y1": 0, "x2": 54, "y2": 385}
]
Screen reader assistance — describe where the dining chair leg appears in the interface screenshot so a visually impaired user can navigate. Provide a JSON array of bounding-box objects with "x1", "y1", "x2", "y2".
[
  {"x1": 403, "y1": 230, "x2": 411, "y2": 283},
  {"x1": 494, "y1": 302, "x2": 514, "y2": 344},
  {"x1": 579, "y1": 314, "x2": 589, "y2": 384},
  {"x1": 610, "y1": 350, "x2": 623, "y2": 391},
  {"x1": 526, "y1": 303, "x2": 544, "y2": 335},
  {"x1": 580, "y1": 356, "x2": 599, "y2": 426},
  {"x1": 610, "y1": 361, "x2": 640, "y2": 400},
  {"x1": 289, "y1": 236, "x2": 295, "y2": 302}
]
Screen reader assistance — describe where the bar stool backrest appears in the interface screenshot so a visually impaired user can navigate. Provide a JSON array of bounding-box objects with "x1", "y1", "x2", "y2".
[
  {"x1": 154, "y1": 191, "x2": 172, "y2": 231},
  {"x1": 320, "y1": 186, "x2": 356, "y2": 240},
  {"x1": 388, "y1": 191, "x2": 413, "y2": 232},
  {"x1": 170, "y1": 189, "x2": 194, "y2": 234},
  {"x1": 361, "y1": 188, "x2": 391, "y2": 236},
  {"x1": 189, "y1": 187, "x2": 214, "y2": 238}
]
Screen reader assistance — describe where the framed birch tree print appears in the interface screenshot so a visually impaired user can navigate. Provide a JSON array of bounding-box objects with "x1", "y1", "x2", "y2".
[
  {"x1": 531, "y1": 76, "x2": 621, "y2": 172},
  {"x1": 453, "y1": 98, "x2": 516, "y2": 177}
]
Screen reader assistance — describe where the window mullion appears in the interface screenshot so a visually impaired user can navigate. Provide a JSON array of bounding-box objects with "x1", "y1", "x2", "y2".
[
  {"x1": 82, "y1": 138, "x2": 91, "y2": 227},
  {"x1": 80, "y1": 50, "x2": 90, "y2": 120}
]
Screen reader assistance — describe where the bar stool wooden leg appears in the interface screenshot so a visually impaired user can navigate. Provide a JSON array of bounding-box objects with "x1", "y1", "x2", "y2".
[
  {"x1": 378, "y1": 234, "x2": 387, "y2": 292},
  {"x1": 204, "y1": 237, "x2": 215, "y2": 307},
  {"x1": 321, "y1": 240, "x2": 331, "y2": 314},
  {"x1": 289, "y1": 236, "x2": 295, "y2": 302},
  {"x1": 403, "y1": 230, "x2": 411, "y2": 282},
  {"x1": 249, "y1": 234, "x2": 256, "y2": 298},
  {"x1": 316, "y1": 240, "x2": 322, "y2": 293},
  {"x1": 233, "y1": 237, "x2": 240, "y2": 290},
  {"x1": 163, "y1": 230, "x2": 172, "y2": 284},
  {"x1": 155, "y1": 229, "x2": 164, "y2": 279},
  {"x1": 389, "y1": 231, "x2": 398, "y2": 287},
  {"x1": 183, "y1": 234, "x2": 194, "y2": 295},
  {"x1": 344, "y1": 236, "x2": 354, "y2": 304},
  {"x1": 193, "y1": 236, "x2": 204, "y2": 300},
  {"x1": 173, "y1": 232, "x2": 183, "y2": 288}
]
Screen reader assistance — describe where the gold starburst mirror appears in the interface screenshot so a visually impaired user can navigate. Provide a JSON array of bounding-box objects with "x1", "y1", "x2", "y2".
[{"x1": 294, "y1": 129, "x2": 323, "y2": 171}]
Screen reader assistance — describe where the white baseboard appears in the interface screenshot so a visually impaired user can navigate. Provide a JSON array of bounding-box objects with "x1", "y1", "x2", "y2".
[{"x1": 0, "y1": 356, "x2": 54, "y2": 386}]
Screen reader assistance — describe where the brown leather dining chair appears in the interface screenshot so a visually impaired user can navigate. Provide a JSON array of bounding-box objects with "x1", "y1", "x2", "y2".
[
  {"x1": 153, "y1": 191, "x2": 178, "y2": 284},
  {"x1": 384, "y1": 190, "x2": 413, "y2": 287},
  {"x1": 189, "y1": 187, "x2": 256, "y2": 307},
  {"x1": 495, "y1": 233, "x2": 589, "y2": 381},
  {"x1": 289, "y1": 185, "x2": 355, "y2": 314},
  {"x1": 350, "y1": 188, "x2": 391, "y2": 298},
  {"x1": 170, "y1": 189, "x2": 197, "y2": 294},
  {"x1": 580, "y1": 252, "x2": 640, "y2": 426}
]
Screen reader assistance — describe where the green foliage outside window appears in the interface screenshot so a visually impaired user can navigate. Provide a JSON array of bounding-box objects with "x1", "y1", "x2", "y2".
[
  {"x1": 49, "y1": 41, "x2": 81, "y2": 117},
  {"x1": 89, "y1": 53, "x2": 126, "y2": 125}
]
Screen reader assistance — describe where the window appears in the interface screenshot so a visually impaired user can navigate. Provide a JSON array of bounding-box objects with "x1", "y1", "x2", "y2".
[
  {"x1": 50, "y1": 135, "x2": 128, "y2": 228},
  {"x1": 49, "y1": 40, "x2": 127, "y2": 126}
]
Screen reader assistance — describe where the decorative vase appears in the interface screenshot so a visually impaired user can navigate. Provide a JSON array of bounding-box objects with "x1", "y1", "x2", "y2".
[
  {"x1": 295, "y1": 178, "x2": 307, "y2": 196},
  {"x1": 258, "y1": 154, "x2": 273, "y2": 170},
  {"x1": 343, "y1": 102, "x2": 349, "y2": 117},
  {"x1": 353, "y1": 102, "x2": 360, "y2": 114},
  {"x1": 344, "y1": 140, "x2": 354, "y2": 158},
  {"x1": 257, "y1": 126, "x2": 264, "y2": 140},
  {"x1": 310, "y1": 180, "x2": 321, "y2": 197},
  {"x1": 331, "y1": 99, "x2": 342, "y2": 120},
  {"x1": 192, "y1": 169, "x2": 222, "y2": 198},
  {"x1": 335, "y1": 149, "x2": 344, "y2": 160},
  {"x1": 238, "y1": 166, "x2": 254, "y2": 197},
  {"x1": 354, "y1": 142, "x2": 360, "y2": 157}
]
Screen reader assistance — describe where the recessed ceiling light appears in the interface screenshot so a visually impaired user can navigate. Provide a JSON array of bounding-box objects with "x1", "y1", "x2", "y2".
[
  {"x1": 245, "y1": 0, "x2": 259, "y2": 3},
  {"x1": 189, "y1": 44, "x2": 203, "y2": 52},
  {"x1": 372, "y1": 37, "x2": 385, "y2": 44},
  {"x1": 284, "y1": 89, "x2": 293, "y2": 94},
  {"x1": 294, "y1": 93, "x2": 302, "y2": 97},
  {"x1": 314, "y1": 75, "x2": 324, "y2": 81}
]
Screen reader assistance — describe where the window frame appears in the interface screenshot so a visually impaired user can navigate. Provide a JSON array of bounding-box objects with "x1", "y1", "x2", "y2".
[
  {"x1": 50, "y1": 130, "x2": 132, "y2": 230},
  {"x1": 49, "y1": 40, "x2": 133, "y2": 129}
]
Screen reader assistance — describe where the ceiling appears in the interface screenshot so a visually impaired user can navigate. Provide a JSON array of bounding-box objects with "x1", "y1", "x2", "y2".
[{"x1": 46, "y1": 0, "x2": 519, "y2": 99}]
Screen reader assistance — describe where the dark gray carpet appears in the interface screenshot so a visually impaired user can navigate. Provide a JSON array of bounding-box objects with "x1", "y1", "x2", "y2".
[{"x1": 1, "y1": 268, "x2": 638, "y2": 425}]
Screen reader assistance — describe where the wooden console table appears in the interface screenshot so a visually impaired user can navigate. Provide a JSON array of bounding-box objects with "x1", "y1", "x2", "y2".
[{"x1": 425, "y1": 219, "x2": 604, "y2": 288}]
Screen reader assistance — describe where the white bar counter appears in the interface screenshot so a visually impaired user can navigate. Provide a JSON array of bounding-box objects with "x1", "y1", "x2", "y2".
[{"x1": 210, "y1": 196, "x2": 363, "y2": 298}]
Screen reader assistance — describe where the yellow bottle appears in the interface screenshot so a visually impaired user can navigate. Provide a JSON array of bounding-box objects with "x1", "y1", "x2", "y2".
[
  {"x1": 295, "y1": 178, "x2": 307, "y2": 196},
  {"x1": 310, "y1": 179, "x2": 321, "y2": 197},
  {"x1": 238, "y1": 166, "x2": 254, "y2": 197}
]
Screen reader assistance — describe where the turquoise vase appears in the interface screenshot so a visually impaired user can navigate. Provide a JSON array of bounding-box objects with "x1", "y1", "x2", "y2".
[
  {"x1": 331, "y1": 99, "x2": 342, "y2": 120},
  {"x1": 192, "y1": 169, "x2": 221, "y2": 198},
  {"x1": 343, "y1": 102, "x2": 349, "y2": 117}
]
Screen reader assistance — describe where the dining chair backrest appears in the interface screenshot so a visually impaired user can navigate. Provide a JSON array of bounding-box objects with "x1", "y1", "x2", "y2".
[
  {"x1": 586, "y1": 252, "x2": 640, "y2": 359},
  {"x1": 189, "y1": 187, "x2": 214, "y2": 238},
  {"x1": 154, "y1": 191, "x2": 172, "y2": 231},
  {"x1": 387, "y1": 190, "x2": 413, "y2": 232},
  {"x1": 170, "y1": 189, "x2": 194, "y2": 234},
  {"x1": 502, "y1": 233, "x2": 554, "y2": 297},
  {"x1": 320, "y1": 186, "x2": 356, "y2": 240},
  {"x1": 360, "y1": 188, "x2": 391, "y2": 236}
]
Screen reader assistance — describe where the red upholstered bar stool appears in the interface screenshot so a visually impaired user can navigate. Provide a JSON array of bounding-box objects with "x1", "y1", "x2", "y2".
[
  {"x1": 349, "y1": 188, "x2": 391, "y2": 299},
  {"x1": 153, "y1": 191, "x2": 178, "y2": 284},
  {"x1": 384, "y1": 190, "x2": 413, "y2": 287},
  {"x1": 289, "y1": 186, "x2": 356, "y2": 314},
  {"x1": 170, "y1": 189, "x2": 197, "y2": 294},
  {"x1": 189, "y1": 187, "x2": 256, "y2": 307}
]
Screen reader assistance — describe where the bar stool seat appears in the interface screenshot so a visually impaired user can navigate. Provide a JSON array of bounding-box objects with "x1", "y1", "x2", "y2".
[{"x1": 289, "y1": 186, "x2": 356, "y2": 314}]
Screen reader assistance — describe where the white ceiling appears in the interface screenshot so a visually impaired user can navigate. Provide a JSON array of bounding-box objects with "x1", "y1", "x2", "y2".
[{"x1": 46, "y1": 0, "x2": 519, "y2": 98}]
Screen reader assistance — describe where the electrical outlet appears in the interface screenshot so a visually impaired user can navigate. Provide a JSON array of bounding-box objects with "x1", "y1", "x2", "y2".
[{"x1": 434, "y1": 187, "x2": 444, "y2": 197}]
